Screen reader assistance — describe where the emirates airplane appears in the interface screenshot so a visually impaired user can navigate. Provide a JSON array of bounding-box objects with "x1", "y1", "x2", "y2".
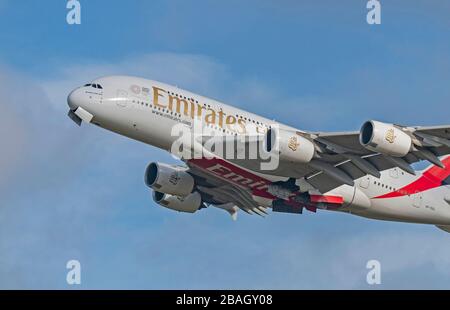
[{"x1": 67, "y1": 75, "x2": 450, "y2": 233}]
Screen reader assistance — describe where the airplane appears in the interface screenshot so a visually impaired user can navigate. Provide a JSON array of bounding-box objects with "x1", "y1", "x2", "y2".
[{"x1": 67, "y1": 75, "x2": 450, "y2": 233}]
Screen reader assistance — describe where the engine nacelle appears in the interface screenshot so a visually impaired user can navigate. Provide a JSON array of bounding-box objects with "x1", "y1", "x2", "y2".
[
  {"x1": 145, "y1": 162, "x2": 194, "y2": 197},
  {"x1": 153, "y1": 191, "x2": 202, "y2": 213},
  {"x1": 265, "y1": 127, "x2": 315, "y2": 164},
  {"x1": 359, "y1": 120, "x2": 412, "y2": 157}
]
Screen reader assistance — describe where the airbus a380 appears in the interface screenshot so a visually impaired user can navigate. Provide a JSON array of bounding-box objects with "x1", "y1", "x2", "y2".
[{"x1": 67, "y1": 75, "x2": 450, "y2": 233}]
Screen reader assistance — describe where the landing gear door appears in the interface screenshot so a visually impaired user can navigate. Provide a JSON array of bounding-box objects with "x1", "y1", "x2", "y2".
[{"x1": 116, "y1": 90, "x2": 129, "y2": 107}]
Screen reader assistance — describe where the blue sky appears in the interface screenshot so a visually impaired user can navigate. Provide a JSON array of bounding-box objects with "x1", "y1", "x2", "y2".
[{"x1": 1, "y1": 0, "x2": 450, "y2": 289}]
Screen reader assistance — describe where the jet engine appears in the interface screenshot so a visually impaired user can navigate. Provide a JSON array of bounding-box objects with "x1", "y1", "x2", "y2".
[
  {"x1": 145, "y1": 162, "x2": 194, "y2": 197},
  {"x1": 359, "y1": 120, "x2": 412, "y2": 157},
  {"x1": 153, "y1": 191, "x2": 202, "y2": 213},
  {"x1": 265, "y1": 128, "x2": 315, "y2": 164}
]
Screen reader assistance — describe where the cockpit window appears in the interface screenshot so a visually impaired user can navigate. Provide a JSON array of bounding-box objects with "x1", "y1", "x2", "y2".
[{"x1": 83, "y1": 83, "x2": 103, "y2": 89}]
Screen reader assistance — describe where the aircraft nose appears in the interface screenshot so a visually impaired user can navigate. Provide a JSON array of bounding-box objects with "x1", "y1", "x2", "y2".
[{"x1": 67, "y1": 88, "x2": 83, "y2": 110}]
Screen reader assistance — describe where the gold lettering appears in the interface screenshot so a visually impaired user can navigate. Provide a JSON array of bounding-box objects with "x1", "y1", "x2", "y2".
[
  {"x1": 169, "y1": 96, "x2": 190, "y2": 117},
  {"x1": 237, "y1": 118, "x2": 247, "y2": 134},
  {"x1": 190, "y1": 101, "x2": 196, "y2": 119},
  {"x1": 196, "y1": 103, "x2": 205, "y2": 118},
  {"x1": 256, "y1": 126, "x2": 267, "y2": 134},
  {"x1": 205, "y1": 108, "x2": 216, "y2": 125},
  {"x1": 226, "y1": 115, "x2": 237, "y2": 132},
  {"x1": 218, "y1": 110, "x2": 226, "y2": 128},
  {"x1": 152, "y1": 86, "x2": 254, "y2": 136},
  {"x1": 152, "y1": 86, "x2": 167, "y2": 108}
]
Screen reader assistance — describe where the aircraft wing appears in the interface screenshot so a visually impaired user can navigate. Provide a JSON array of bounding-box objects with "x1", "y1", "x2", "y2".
[
  {"x1": 305, "y1": 124, "x2": 450, "y2": 192},
  {"x1": 185, "y1": 156, "x2": 349, "y2": 217},
  {"x1": 314, "y1": 125, "x2": 450, "y2": 156},
  {"x1": 186, "y1": 159, "x2": 270, "y2": 218},
  {"x1": 167, "y1": 122, "x2": 450, "y2": 217},
  {"x1": 413, "y1": 125, "x2": 450, "y2": 146}
]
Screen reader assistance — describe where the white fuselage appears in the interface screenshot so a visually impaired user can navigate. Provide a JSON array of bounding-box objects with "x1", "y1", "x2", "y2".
[{"x1": 67, "y1": 75, "x2": 450, "y2": 226}]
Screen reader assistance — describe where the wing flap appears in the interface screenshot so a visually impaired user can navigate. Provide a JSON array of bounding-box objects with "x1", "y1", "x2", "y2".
[{"x1": 305, "y1": 125, "x2": 450, "y2": 193}]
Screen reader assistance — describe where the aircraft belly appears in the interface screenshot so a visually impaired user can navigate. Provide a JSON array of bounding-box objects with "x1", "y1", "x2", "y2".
[{"x1": 360, "y1": 193, "x2": 450, "y2": 225}]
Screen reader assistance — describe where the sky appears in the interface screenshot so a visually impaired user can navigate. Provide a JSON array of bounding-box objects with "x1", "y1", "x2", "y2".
[{"x1": 1, "y1": 0, "x2": 450, "y2": 289}]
